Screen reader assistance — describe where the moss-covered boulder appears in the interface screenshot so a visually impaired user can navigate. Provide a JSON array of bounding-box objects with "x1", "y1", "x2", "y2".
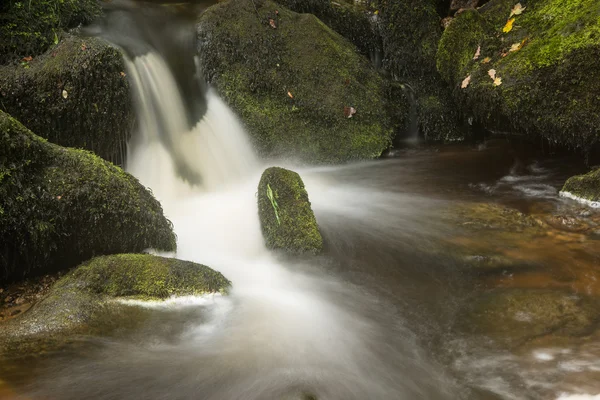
[
  {"x1": 560, "y1": 168, "x2": 600, "y2": 207},
  {"x1": 198, "y1": 0, "x2": 396, "y2": 162},
  {"x1": 257, "y1": 167, "x2": 323, "y2": 253},
  {"x1": 0, "y1": 111, "x2": 176, "y2": 283},
  {"x1": 0, "y1": 254, "x2": 230, "y2": 355},
  {"x1": 0, "y1": 0, "x2": 102, "y2": 64},
  {"x1": 0, "y1": 34, "x2": 133, "y2": 164},
  {"x1": 376, "y1": 0, "x2": 463, "y2": 142},
  {"x1": 437, "y1": 0, "x2": 600, "y2": 151},
  {"x1": 457, "y1": 288, "x2": 600, "y2": 347}
]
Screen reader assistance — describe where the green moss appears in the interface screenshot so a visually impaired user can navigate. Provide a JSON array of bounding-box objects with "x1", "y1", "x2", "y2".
[
  {"x1": 561, "y1": 167, "x2": 600, "y2": 202},
  {"x1": 0, "y1": 34, "x2": 133, "y2": 164},
  {"x1": 437, "y1": 0, "x2": 600, "y2": 151},
  {"x1": 0, "y1": 0, "x2": 101, "y2": 64},
  {"x1": 199, "y1": 0, "x2": 395, "y2": 162},
  {"x1": 0, "y1": 111, "x2": 176, "y2": 283},
  {"x1": 257, "y1": 167, "x2": 323, "y2": 254}
]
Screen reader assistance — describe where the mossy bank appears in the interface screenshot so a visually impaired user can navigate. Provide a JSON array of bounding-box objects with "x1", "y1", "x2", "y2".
[
  {"x1": 0, "y1": 34, "x2": 133, "y2": 164},
  {"x1": 0, "y1": 254, "x2": 230, "y2": 355},
  {"x1": 437, "y1": 0, "x2": 600, "y2": 151},
  {"x1": 0, "y1": 111, "x2": 176, "y2": 283},
  {"x1": 258, "y1": 167, "x2": 323, "y2": 254},
  {"x1": 198, "y1": 0, "x2": 396, "y2": 163}
]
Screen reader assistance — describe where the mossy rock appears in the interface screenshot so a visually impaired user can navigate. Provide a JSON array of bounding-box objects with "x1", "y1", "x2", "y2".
[
  {"x1": 436, "y1": 0, "x2": 600, "y2": 151},
  {"x1": 0, "y1": 34, "x2": 133, "y2": 165},
  {"x1": 257, "y1": 167, "x2": 323, "y2": 254},
  {"x1": 0, "y1": 0, "x2": 102, "y2": 65},
  {"x1": 560, "y1": 167, "x2": 600, "y2": 205},
  {"x1": 457, "y1": 288, "x2": 600, "y2": 347},
  {"x1": 198, "y1": 0, "x2": 396, "y2": 163},
  {"x1": 0, "y1": 111, "x2": 176, "y2": 283},
  {"x1": 0, "y1": 254, "x2": 230, "y2": 355},
  {"x1": 375, "y1": 0, "x2": 463, "y2": 142}
]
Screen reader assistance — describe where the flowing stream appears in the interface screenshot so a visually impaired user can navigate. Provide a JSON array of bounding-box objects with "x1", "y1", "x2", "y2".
[{"x1": 3, "y1": 4, "x2": 600, "y2": 400}]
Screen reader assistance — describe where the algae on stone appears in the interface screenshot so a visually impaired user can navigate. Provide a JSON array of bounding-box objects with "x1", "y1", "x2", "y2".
[
  {"x1": 437, "y1": 0, "x2": 600, "y2": 151},
  {"x1": 198, "y1": 0, "x2": 395, "y2": 163},
  {"x1": 257, "y1": 167, "x2": 323, "y2": 254},
  {"x1": 561, "y1": 167, "x2": 600, "y2": 204},
  {"x1": 0, "y1": 34, "x2": 133, "y2": 165},
  {"x1": 0, "y1": 111, "x2": 176, "y2": 283},
  {"x1": 0, "y1": 254, "x2": 230, "y2": 355}
]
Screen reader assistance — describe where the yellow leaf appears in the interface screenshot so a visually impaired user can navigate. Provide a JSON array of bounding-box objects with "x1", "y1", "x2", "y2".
[
  {"x1": 503, "y1": 18, "x2": 515, "y2": 33},
  {"x1": 493, "y1": 77, "x2": 502, "y2": 86},
  {"x1": 482, "y1": 57, "x2": 492, "y2": 64},
  {"x1": 287, "y1": 91, "x2": 293, "y2": 99},
  {"x1": 473, "y1": 45, "x2": 481, "y2": 60},
  {"x1": 509, "y1": 42, "x2": 521, "y2": 52},
  {"x1": 509, "y1": 3, "x2": 526, "y2": 17},
  {"x1": 461, "y1": 75, "x2": 471, "y2": 89},
  {"x1": 488, "y1": 69, "x2": 496, "y2": 80}
]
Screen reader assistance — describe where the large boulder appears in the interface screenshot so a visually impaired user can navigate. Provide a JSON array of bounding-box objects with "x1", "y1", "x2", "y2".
[
  {"x1": 0, "y1": 254, "x2": 230, "y2": 355},
  {"x1": 257, "y1": 167, "x2": 323, "y2": 254},
  {"x1": 198, "y1": 0, "x2": 397, "y2": 163},
  {"x1": 375, "y1": 0, "x2": 463, "y2": 142},
  {"x1": 560, "y1": 167, "x2": 600, "y2": 207},
  {"x1": 437, "y1": 0, "x2": 600, "y2": 151},
  {"x1": 0, "y1": 0, "x2": 101, "y2": 64},
  {"x1": 0, "y1": 111, "x2": 176, "y2": 283},
  {"x1": 0, "y1": 34, "x2": 133, "y2": 165}
]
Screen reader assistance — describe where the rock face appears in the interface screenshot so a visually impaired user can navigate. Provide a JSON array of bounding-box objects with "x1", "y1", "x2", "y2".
[
  {"x1": 437, "y1": 0, "x2": 600, "y2": 151},
  {"x1": 458, "y1": 288, "x2": 600, "y2": 347},
  {"x1": 0, "y1": 111, "x2": 176, "y2": 283},
  {"x1": 376, "y1": 0, "x2": 464, "y2": 142},
  {"x1": 561, "y1": 168, "x2": 600, "y2": 206},
  {"x1": 0, "y1": 0, "x2": 101, "y2": 64},
  {"x1": 0, "y1": 254, "x2": 230, "y2": 355},
  {"x1": 198, "y1": 0, "x2": 396, "y2": 163},
  {"x1": 0, "y1": 34, "x2": 134, "y2": 165},
  {"x1": 257, "y1": 167, "x2": 323, "y2": 254}
]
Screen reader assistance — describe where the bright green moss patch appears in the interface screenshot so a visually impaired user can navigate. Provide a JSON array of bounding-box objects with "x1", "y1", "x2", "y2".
[
  {"x1": 257, "y1": 167, "x2": 323, "y2": 254},
  {"x1": 199, "y1": 0, "x2": 394, "y2": 162},
  {"x1": 0, "y1": 34, "x2": 133, "y2": 164},
  {"x1": 436, "y1": 0, "x2": 600, "y2": 151},
  {"x1": 561, "y1": 168, "x2": 600, "y2": 202},
  {"x1": 0, "y1": 111, "x2": 176, "y2": 283}
]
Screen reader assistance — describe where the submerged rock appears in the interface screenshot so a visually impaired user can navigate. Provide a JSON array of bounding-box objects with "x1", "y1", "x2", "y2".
[
  {"x1": 560, "y1": 168, "x2": 600, "y2": 207},
  {"x1": 0, "y1": 111, "x2": 176, "y2": 283},
  {"x1": 0, "y1": 254, "x2": 230, "y2": 355},
  {"x1": 198, "y1": 0, "x2": 396, "y2": 162},
  {"x1": 0, "y1": 34, "x2": 133, "y2": 165},
  {"x1": 437, "y1": 0, "x2": 600, "y2": 151},
  {"x1": 458, "y1": 288, "x2": 600, "y2": 347},
  {"x1": 257, "y1": 167, "x2": 323, "y2": 254},
  {"x1": 0, "y1": 0, "x2": 101, "y2": 64}
]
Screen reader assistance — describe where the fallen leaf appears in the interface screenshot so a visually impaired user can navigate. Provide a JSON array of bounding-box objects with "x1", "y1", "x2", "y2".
[
  {"x1": 461, "y1": 75, "x2": 472, "y2": 89},
  {"x1": 482, "y1": 57, "x2": 492, "y2": 64},
  {"x1": 120, "y1": 71, "x2": 126, "y2": 77},
  {"x1": 269, "y1": 18, "x2": 277, "y2": 29},
  {"x1": 374, "y1": 10, "x2": 379, "y2": 15},
  {"x1": 509, "y1": 42, "x2": 521, "y2": 52},
  {"x1": 275, "y1": 10, "x2": 279, "y2": 15},
  {"x1": 503, "y1": 18, "x2": 515, "y2": 33},
  {"x1": 81, "y1": 43, "x2": 86, "y2": 51},
  {"x1": 509, "y1": 3, "x2": 526, "y2": 17},
  {"x1": 493, "y1": 77, "x2": 502, "y2": 86},
  {"x1": 287, "y1": 91, "x2": 293, "y2": 99},
  {"x1": 22, "y1": 56, "x2": 32, "y2": 62},
  {"x1": 57, "y1": 196, "x2": 62, "y2": 200},
  {"x1": 473, "y1": 45, "x2": 481, "y2": 60},
  {"x1": 501, "y1": 52, "x2": 508, "y2": 57},
  {"x1": 62, "y1": 90, "x2": 68, "y2": 99},
  {"x1": 488, "y1": 69, "x2": 496, "y2": 80},
  {"x1": 344, "y1": 106, "x2": 356, "y2": 118}
]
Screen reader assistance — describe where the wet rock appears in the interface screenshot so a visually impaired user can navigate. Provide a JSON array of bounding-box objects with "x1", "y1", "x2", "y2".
[
  {"x1": 198, "y1": 0, "x2": 396, "y2": 162},
  {"x1": 257, "y1": 167, "x2": 323, "y2": 254},
  {"x1": 560, "y1": 168, "x2": 600, "y2": 207},
  {"x1": 0, "y1": 34, "x2": 133, "y2": 165},
  {"x1": 436, "y1": 0, "x2": 600, "y2": 152},
  {"x1": 0, "y1": 112, "x2": 176, "y2": 283},
  {"x1": 458, "y1": 288, "x2": 600, "y2": 347},
  {"x1": 450, "y1": 0, "x2": 479, "y2": 12},
  {"x1": 0, "y1": 254, "x2": 230, "y2": 355}
]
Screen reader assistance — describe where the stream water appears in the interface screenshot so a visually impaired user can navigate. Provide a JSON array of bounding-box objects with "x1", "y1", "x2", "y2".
[{"x1": 3, "y1": 4, "x2": 600, "y2": 400}]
